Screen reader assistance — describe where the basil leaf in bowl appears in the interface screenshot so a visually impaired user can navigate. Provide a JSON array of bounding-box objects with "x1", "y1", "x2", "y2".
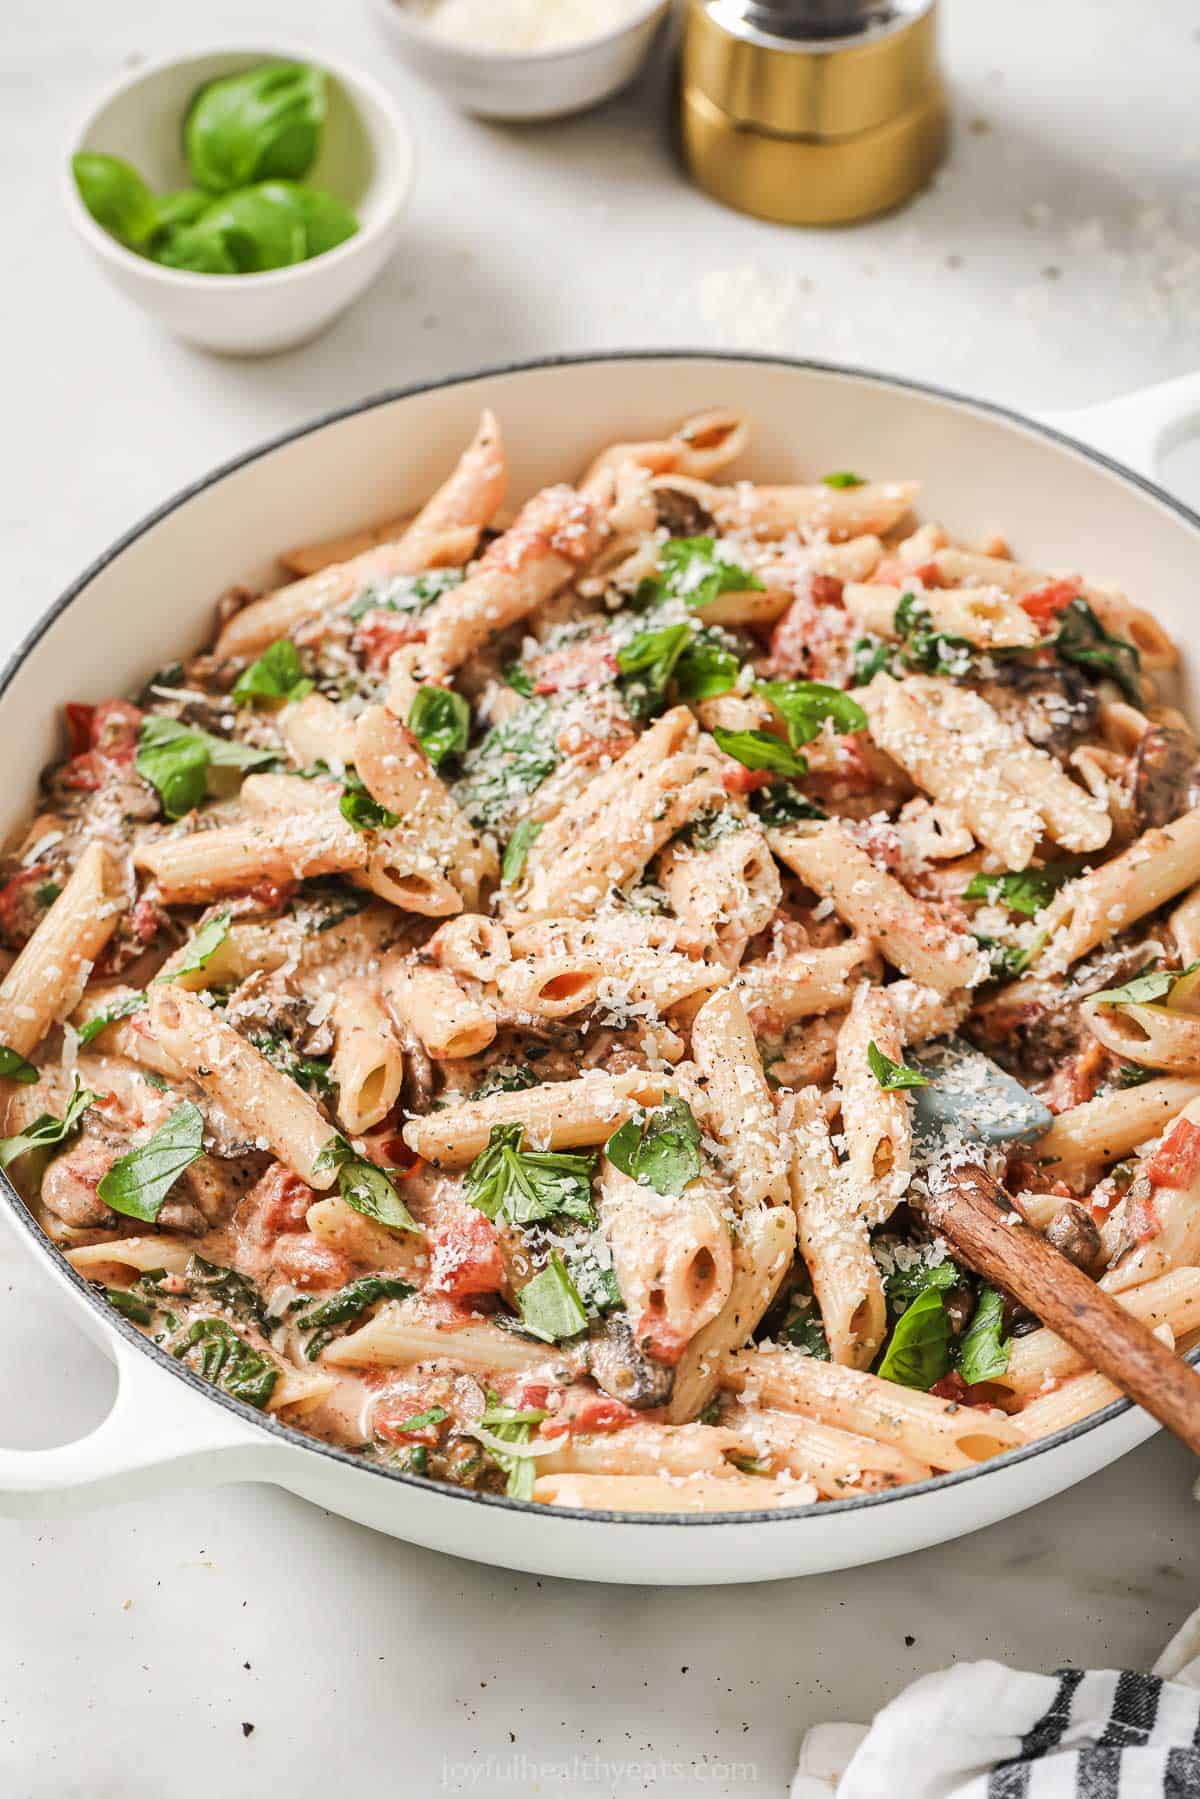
[{"x1": 184, "y1": 61, "x2": 327, "y2": 192}]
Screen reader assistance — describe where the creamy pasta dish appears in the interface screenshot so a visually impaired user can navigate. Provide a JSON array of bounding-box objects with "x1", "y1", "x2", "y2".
[{"x1": 5, "y1": 407, "x2": 1200, "y2": 1514}]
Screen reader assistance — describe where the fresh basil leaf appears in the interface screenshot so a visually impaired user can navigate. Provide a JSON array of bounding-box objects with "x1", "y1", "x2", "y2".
[
  {"x1": 0, "y1": 1045, "x2": 39, "y2": 1084},
  {"x1": 963, "y1": 863, "x2": 1080, "y2": 918},
  {"x1": 77, "y1": 992, "x2": 147, "y2": 1047},
  {"x1": 155, "y1": 909, "x2": 231, "y2": 983},
  {"x1": 0, "y1": 1077, "x2": 94, "y2": 1169},
  {"x1": 850, "y1": 635, "x2": 895, "y2": 686},
  {"x1": 395, "y1": 1406, "x2": 449, "y2": 1432},
  {"x1": 232, "y1": 638, "x2": 313, "y2": 707},
  {"x1": 605, "y1": 1094, "x2": 702, "y2": 1198},
  {"x1": 955, "y1": 1285, "x2": 1011, "y2": 1384},
  {"x1": 566, "y1": 1252, "x2": 624, "y2": 1317},
  {"x1": 616, "y1": 623, "x2": 691, "y2": 717},
  {"x1": 752, "y1": 783, "x2": 826, "y2": 827},
  {"x1": 96, "y1": 1102, "x2": 205, "y2": 1223},
  {"x1": 171, "y1": 1317, "x2": 277, "y2": 1409},
  {"x1": 867, "y1": 1041, "x2": 930, "y2": 1091},
  {"x1": 643, "y1": 536, "x2": 764, "y2": 612},
  {"x1": 464, "y1": 1123, "x2": 597, "y2": 1227},
  {"x1": 876, "y1": 1287, "x2": 952, "y2": 1390},
  {"x1": 475, "y1": 1387, "x2": 539, "y2": 1499},
  {"x1": 1054, "y1": 598, "x2": 1142, "y2": 704},
  {"x1": 674, "y1": 635, "x2": 740, "y2": 702},
  {"x1": 153, "y1": 224, "x2": 238, "y2": 274},
  {"x1": 516, "y1": 1252, "x2": 589, "y2": 1343},
  {"x1": 501, "y1": 818, "x2": 543, "y2": 885},
  {"x1": 295, "y1": 1273, "x2": 414, "y2": 1359},
  {"x1": 1090, "y1": 960, "x2": 1200, "y2": 1008},
  {"x1": 822, "y1": 471, "x2": 866, "y2": 489},
  {"x1": 287, "y1": 184, "x2": 359, "y2": 258},
  {"x1": 314, "y1": 1135, "x2": 422, "y2": 1234},
  {"x1": 136, "y1": 715, "x2": 274, "y2": 819},
  {"x1": 184, "y1": 61, "x2": 326, "y2": 192},
  {"x1": 409, "y1": 685, "x2": 470, "y2": 768},
  {"x1": 882, "y1": 1253, "x2": 960, "y2": 1311},
  {"x1": 756, "y1": 679, "x2": 867, "y2": 748},
  {"x1": 338, "y1": 767, "x2": 400, "y2": 833},
  {"x1": 479, "y1": 1404, "x2": 548, "y2": 1427},
  {"x1": 72, "y1": 152, "x2": 159, "y2": 247},
  {"x1": 712, "y1": 727, "x2": 807, "y2": 778}
]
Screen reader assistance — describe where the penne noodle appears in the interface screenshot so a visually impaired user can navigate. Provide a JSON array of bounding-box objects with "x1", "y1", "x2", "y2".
[
  {"x1": 0, "y1": 842, "x2": 125, "y2": 1058},
  {"x1": 402, "y1": 1069, "x2": 671, "y2": 1167}
]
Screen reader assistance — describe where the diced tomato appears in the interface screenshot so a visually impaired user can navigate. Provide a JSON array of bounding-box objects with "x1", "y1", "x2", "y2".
[
  {"x1": 271, "y1": 1231, "x2": 353, "y2": 1290},
  {"x1": 64, "y1": 703, "x2": 95, "y2": 756},
  {"x1": 873, "y1": 558, "x2": 944, "y2": 589},
  {"x1": 354, "y1": 609, "x2": 425, "y2": 672},
  {"x1": 360, "y1": 1128, "x2": 420, "y2": 1173},
  {"x1": 1039, "y1": 1042, "x2": 1107, "y2": 1115},
  {"x1": 60, "y1": 751, "x2": 106, "y2": 792},
  {"x1": 1144, "y1": 1117, "x2": 1200, "y2": 1190},
  {"x1": 374, "y1": 1387, "x2": 451, "y2": 1447},
  {"x1": 237, "y1": 1163, "x2": 318, "y2": 1250},
  {"x1": 719, "y1": 760, "x2": 773, "y2": 796},
  {"x1": 929, "y1": 1371, "x2": 1000, "y2": 1408},
  {"x1": 245, "y1": 878, "x2": 297, "y2": 911},
  {"x1": 552, "y1": 1391, "x2": 638, "y2": 1435},
  {"x1": 129, "y1": 895, "x2": 162, "y2": 944},
  {"x1": 1019, "y1": 580, "x2": 1081, "y2": 629},
  {"x1": 533, "y1": 637, "x2": 617, "y2": 695},
  {"x1": 428, "y1": 1208, "x2": 506, "y2": 1299},
  {"x1": 89, "y1": 700, "x2": 142, "y2": 762},
  {"x1": 633, "y1": 1310, "x2": 688, "y2": 1366}
]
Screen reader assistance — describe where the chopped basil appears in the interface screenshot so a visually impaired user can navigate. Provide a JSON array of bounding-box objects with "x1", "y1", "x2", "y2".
[
  {"x1": 96, "y1": 1102, "x2": 205, "y2": 1222},
  {"x1": 231, "y1": 638, "x2": 313, "y2": 708},
  {"x1": 501, "y1": 818, "x2": 543, "y2": 885},
  {"x1": 755, "y1": 679, "x2": 867, "y2": 748},
  {"x1": 155, "y1": 909, "x2": 231, "y2": 983},
  {"x1": 850, "y1": 635, "x2": 895, "y2": 686},
  {"x1": 605, "y1": 1094, "x2": 703, "y2": 1198},
  {"x1": 77, "y1": 992, "x2": 148, "y2": 1046},
  {"x1": 313, "y1": 1135, "x2": 422, "y2": 1234},
  {"x1": 396, "y1": 1406, "x2": 449, "y2": 1433},
  {"x1": 292, "y1": 880, "x2": 370, "y2": 934},
  {"x1": 464, "y1": 1123, "x2": 597, "y2": 1228},
  {"x1": 294, "y1": 1273, "x2": 414, "y2": 1359},
  {"x1": 502, "y1": 661, "x2": 534, "y2": 698},
  {"x1": 752, "y1": 783, "x2": 827, "y2": 827},
  {"x1": 973, "y1": 930, "x2": 1046, "y2": 980},
  {"x1": 876, "y1": 1286, "x2": 951, "y2": 1390},
  {"x1": 345, "y1": 567, "x2": 463, "y2": 622},
  {"x1": 867, "y1": 1041, "x2": 930, "y2": 1091},
  {"x1": 1054, "y1": 598, "x2": 1142, "y2": 703},
  {"x1": 171, "y1": 1317, "x2": 277, "y2": 1409},
  {"x1": 339, "y1": 767, "x2": 400, "y2": 833},
  {"x1": 0, "y1": 1045, "x2": 39, "y2": 1084},
  {"x1": 0, "y1": 1077, "x2": 94, "y2": 1169},
  {"x1": 676, "y1": 807, "x2": 745, "y2": 852},
  {"x1": 893, "y1": 592, "x2": 975, "y2": 679},
  {"x1": 1090, "y1": 960, "x2": 1199, "y2": 1008},
  {"x1": 469, "y1": 1064, "x2": 540, "y2": 1100},
  {"x1": 408, "y1": 685, "x2": 470, "y2": 768},
  {"x1": 822, "y1": 471, "x2": 866, "y2": 489},
  {"x1": 956, "y1": 1285, "x2": 1011, "y2": 1384},
  {"x1": 517, "y1": 1252, "x2": 589, "y2": 1343},
  {"x1": 963, "y1": 863, "x2": 1080, "y2": 918},
  {"x1": 135, "y1": 715, "x2": 275, "y2": 819},
  {"x1": 635, "y1": 536, "x2": 763, "y2": 613},
  {"x1": 711, "y1": 727, "x2": 807, "y2": 779},
  {"x1": 248, "y1": 1031, "x2": 333, "y2": 1098}
]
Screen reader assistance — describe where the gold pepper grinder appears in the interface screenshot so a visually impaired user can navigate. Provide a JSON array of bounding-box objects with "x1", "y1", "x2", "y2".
[{"x1": 680, "y1": 0, "x2": 947, "y2": 226}]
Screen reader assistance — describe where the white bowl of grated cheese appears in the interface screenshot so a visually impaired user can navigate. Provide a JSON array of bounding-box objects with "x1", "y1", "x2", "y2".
[{"x1": 370, "y1": 0, "x2": 671, "y2": 120}]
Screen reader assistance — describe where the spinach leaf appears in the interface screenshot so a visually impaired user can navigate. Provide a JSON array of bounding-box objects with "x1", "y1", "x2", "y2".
[
  {"x1": 752, "y1": 783, "x2": 826, "y2": 827},
  {"x1": 184, "y1": 1255, "x2": 268, "y2": 1328},
  {"x1": 1054, "y1": 598, "x2": 1142, "y2": 703},
  {"x1": 712, "y1": 727, "x2": 807, "y2": 778},
  {"x1": 0, "y1": 1077, "x2": 94, "y2": 1169},
  {"x1": 0, "y1": 1045, "x2": 39, "y2": 1084},
  {"x1": 231, "y1": 638, "x2": 313, "y2": 707},
  {"x1": 955, "y1": 1286, "x2": 1011, "y2": 1384},
  {"x1": 105, "y1": 1286, "x2": 155, "y2": 1326},
  {"x1": 464, "y1": 1123, "x2": 597, "y2": 1227},
  {"x1": 964, "y1": 862, "x2": 1080, "y2": 918},
  {"x1": 780, "y1": 1299, "x2": 831, "y2": 1360},
  {"x1": 501, "y1": 818, "x2": 543, "y2": 885},
  {"x1": 516, "y1": 1252, "x2": 589, "y2": 1343},
  {"x1": 346, "y1": 568, "x2": 463, "y2": 622},
  {"x1": 171, "y1": 1317, "x2": 277, "y2": 1409},
  {"x1": 313, "y1": 1135, "x2": 422, "y2": 1234},
  {"x1": 756, "y1": 679, "x2": 867, "y2": 748},
  {"x1": 338, "y1": 768, "x2": 399, "y2": 833},
  {"x1": 882, "y1": 1253, "x2": 960, "y2": 1311},
  {"x1": 605, "y1": 1094, "x2": 703, "y2": 1197},
  {"x1": 453, "y1": 700, "x2": 562, "y2": 832},
  {"x1": 184, "y1": 61, "x2": 327, "y2": 192},
  {"x1": 1090, "y1": 960, "x2": 1199, "y2": 1008},
  {"x1": 637, "y1": 536, "x2": 763, "y2": 612},
  {"x1": 294, "y1": 1273, "x2": 415, "y2": 1360},
  {"x1": 96, "y1": 1102, "x2": 205, "y2": 1223},
  {"x1": 155, "y1": 909, "x2": 231, "y2": 983},
  {"x1": 72, "y1": 152, "x2": 159, "y2": 247},
  {"x1": 409, "y1": 685, "x2": 470, "y2": 768},
  {"x1": 77, "y1": 992, "x2": 147, "y2": 1047},
  {"x1": 893, "y1": 592, "x2": 975, "y2": 678},
  {"x1": 876, "y1": 1287, "x2": 952, "y2": 1390},
  {"x1": 248, "y1": 1032, "x2": 333, "y2": 1098},
  {"x1": 136, "y1": 715, "x2": 275, "y2": 819},
  {"x1": 823, "y1": 471, "x2": 866, "y2": 489},
  {"x1": 867, "y1": 1041, "x2": 930, "y2": 1091},
  {"x1": 470, "y1": 1064, "x2": 540, "y2": 1100}
]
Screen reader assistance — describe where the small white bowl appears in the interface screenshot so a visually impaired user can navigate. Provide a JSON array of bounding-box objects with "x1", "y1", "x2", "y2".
[
  {"x1": 64, "y1": 42, "x2": 415, "y2": 357},
  {"x1": 369, "y1": 0, "x2": 671, "y2": 121}
]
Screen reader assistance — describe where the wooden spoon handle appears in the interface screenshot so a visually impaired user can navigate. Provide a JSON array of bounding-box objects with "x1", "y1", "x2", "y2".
[{"x1": 923, "y1": 1161, "x2": 1200, "y2": 1457}]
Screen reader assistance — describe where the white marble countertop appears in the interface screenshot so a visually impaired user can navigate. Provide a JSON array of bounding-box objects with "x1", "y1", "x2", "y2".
[{"x1": 5, "y1": 1, "x2": 1200, "y2": 1794}]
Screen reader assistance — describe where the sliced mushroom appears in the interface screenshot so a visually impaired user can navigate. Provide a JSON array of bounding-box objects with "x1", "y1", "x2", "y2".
[
  {"x1": 977, "y1": 663, "x2": 1099, "y2": 757},
  {"x1": 587, "y1": 1314, "x2": 674, "y2": 1410},
  {"x1": 1130, "y1": 725, "x2": 1199, "y2": 832},
  {"x1": 654, "y1": 485, "x2": 714, "y2": 539},
  {"x1": 1045, "y1": 1201, "x2": 1105, "y2": 1277}
]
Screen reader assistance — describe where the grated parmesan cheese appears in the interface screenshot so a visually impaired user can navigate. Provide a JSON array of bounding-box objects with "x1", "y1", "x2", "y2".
[{"x1": 406, "y1": 0, "x2": 648, "y2": 53}]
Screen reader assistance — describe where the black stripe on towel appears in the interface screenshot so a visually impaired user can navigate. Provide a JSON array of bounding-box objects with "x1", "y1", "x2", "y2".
[
  {"x1": 1097, "y1": 1669, "x2": 1161, "y2": 1749},
  {"x1": 987, "y1": 1669, "x2": 1086, "y2": 1796},
  {"x1": 1164, "y1": 1746, "x2": 1200, "y2": 1796},
  {"x1": 985, "y1": 1764, "x2": 1029, "y2": 1799},
  {"x1": 1074, "y1": 1746, "x2": 1122, "y2": 1798}
]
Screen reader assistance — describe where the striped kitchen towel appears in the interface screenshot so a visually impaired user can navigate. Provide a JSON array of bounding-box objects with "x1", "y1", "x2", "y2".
[{"x1": 793, "y1": 1607, "x2": 1200, "y2": 1797}]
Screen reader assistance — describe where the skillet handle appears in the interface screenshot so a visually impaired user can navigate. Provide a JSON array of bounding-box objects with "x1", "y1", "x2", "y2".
[
  {"x1": 1039, "y1": 370, "x2": 1200, "y2": 486},
  {"x1": 0, "y1": 1331, "x2": 278, "y2": 1517}
]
